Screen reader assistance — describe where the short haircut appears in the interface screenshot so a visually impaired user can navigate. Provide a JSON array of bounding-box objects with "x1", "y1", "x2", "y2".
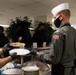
[
  {"x1": 58, "y1": 9, "x2": 71, "y2": 18},
  {"x1": 38, "y1": 22, "x2": 45, "y2": 28},
  {"x1": 0, "y1": 26, "x2": 4, "y2": 32}
]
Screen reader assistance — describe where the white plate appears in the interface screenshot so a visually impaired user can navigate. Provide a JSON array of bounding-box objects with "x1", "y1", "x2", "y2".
[
  {"x1": 22, "y1": 66, "x2": 39, "y2": 71},
  {"x1": 9, "y1": 48, "x2": 30, "y2": 56}
]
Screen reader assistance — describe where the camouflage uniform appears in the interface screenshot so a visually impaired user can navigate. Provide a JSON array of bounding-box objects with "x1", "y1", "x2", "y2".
[{"x1": 39, "y1": 23, "x2": 76, "y2": 75}]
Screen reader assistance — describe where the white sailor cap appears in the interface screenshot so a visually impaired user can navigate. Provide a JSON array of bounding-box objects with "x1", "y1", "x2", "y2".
[{"x1": 51, "y1": 3, "x2": 69, "y2": 16}]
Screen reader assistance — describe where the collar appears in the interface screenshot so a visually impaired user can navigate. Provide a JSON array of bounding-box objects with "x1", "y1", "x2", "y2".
[{"x1": 59, "y1": 22, "x2": 71, "y2": 28}]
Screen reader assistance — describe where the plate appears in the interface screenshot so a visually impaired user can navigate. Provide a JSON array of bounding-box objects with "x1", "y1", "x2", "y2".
[
  {"x1": 10, "y1": 42, "x2": 25, "y2": 47},
  {"x1": 9, "y1": 48, "x2": 30, "y2": 55}
]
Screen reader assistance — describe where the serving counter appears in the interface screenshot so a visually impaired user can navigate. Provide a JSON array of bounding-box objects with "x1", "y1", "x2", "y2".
[{"x1": 1, "y1": 45, "x2": 51, "y2": 75}]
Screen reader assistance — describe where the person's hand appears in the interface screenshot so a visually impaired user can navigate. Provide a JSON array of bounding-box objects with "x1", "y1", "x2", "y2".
[
  {"x1": 0, "y1": 48, "x2": 3, "y2": 54},
  {"x1": 30, "y1": 49, "x2": 37, "y2": 55},
  {"x1": 10, "y1": 52, "x2": 20, "y2": 60},
  {"x1": 2, "y1": 43, "x2": 13, "y2": 53}
]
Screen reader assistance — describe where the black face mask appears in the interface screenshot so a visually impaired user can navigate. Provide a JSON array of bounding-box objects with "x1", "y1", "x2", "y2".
[{"x1": 54, "y1": 16, "x2": 62, "y2": 28}]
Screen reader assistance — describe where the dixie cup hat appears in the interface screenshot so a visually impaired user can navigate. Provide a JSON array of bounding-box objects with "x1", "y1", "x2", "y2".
[{"x1": 51, "y1": 3, "x2": 69, "y2": 16}]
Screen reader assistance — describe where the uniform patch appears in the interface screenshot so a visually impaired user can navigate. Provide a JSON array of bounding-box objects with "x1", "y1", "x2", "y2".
[{"x1": 53, "y1": 35, "x2": 59, "y2": 40}]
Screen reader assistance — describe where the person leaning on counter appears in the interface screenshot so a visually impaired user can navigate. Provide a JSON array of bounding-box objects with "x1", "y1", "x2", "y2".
[
  {"x1": 30, "y1": 3, "x2": 76, "y2": 75},
  {"x1": 0, "y1": 48, "x2": 19, "y2": 68}
]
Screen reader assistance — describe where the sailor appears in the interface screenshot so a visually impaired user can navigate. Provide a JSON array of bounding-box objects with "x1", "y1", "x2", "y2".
[{"x1": 31, "y1": 3, "x2": 76, "y2": 75}]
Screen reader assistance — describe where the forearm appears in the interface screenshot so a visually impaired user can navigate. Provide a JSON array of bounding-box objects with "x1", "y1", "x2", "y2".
[
  {"x1": 37, "y1": 44, "x2": 54, "y2": 64},
  {"x1": 0, "y1": 56, "x2": 12, "y2": 68},
  {"x1": 38, "y1": 53, "x2": 52, "y2": 64}
]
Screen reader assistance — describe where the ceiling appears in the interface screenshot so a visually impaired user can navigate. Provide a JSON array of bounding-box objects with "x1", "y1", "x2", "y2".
[{"x1": 0, "y1": 0, "x2": 76, "y2": 25}]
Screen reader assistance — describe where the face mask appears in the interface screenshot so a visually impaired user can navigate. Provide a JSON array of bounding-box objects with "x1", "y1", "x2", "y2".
[{"x1": 54, "y1": 16, "x2": 62, "y2": 28}]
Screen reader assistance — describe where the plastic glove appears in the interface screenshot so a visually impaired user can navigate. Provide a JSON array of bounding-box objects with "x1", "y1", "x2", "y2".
[
  {"x1": 2, "y1": 43, "x2": 13, "y2": 53},
  {"x1": 30, "y1": 49, "x2": 37, "y2": 55},
  {"x1": 10, "y1": 52, "x2": 20, "y2": 60}
]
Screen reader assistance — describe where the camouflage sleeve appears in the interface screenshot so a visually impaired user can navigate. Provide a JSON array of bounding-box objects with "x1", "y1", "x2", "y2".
[{"x1": 39, "y1": 32, "x2": 64, "y2": 64}]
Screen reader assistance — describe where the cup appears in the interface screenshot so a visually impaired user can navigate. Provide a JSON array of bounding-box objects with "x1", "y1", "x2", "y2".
[
  {"x1": 33, "y1": 42, "x2": 37, "y2": 48},
  {"x1": 43, "y1": 42, "x2": 46, "y2": 47}
]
